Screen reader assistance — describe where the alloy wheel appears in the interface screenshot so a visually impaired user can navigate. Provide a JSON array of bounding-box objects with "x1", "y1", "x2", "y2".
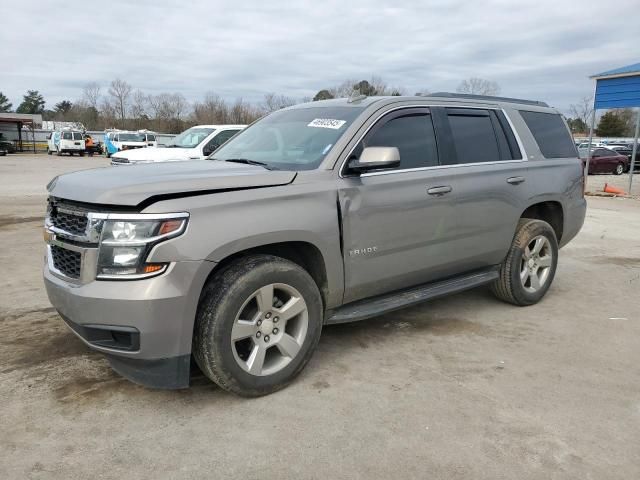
[
  {"x1": 230, "y1": 283, "x2": 309, "y2": 376},
  {"x1": 520, "y1": 235, "x2": 553, "y2": 293}
]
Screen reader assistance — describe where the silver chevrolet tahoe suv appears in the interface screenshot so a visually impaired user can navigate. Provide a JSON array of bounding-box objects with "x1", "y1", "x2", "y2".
[{"x1": 44, "y1": 94, "x2": 586, "y2": 396}]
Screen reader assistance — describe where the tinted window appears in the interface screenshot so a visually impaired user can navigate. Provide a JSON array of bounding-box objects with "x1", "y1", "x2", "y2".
[
  {"x1": 363, "y1": 112, "x2": 438, "y2": 169},
  {"x1": 73, "y1": 132, "x2": 83, "y2": 140},
  {"x1": 447, "y1": 111, "x2": 500, "y2": 164},
  {"x1": 213, "y1": 129, "x2": 239, "y2": 145},
  {"x1": 520, "y1": 111, "x2": 577, "y2": 158},
  {"x1": 147, "y1": 134, "x2": 156, "y2": 141},
  {"x1": 62, "y1": 132, "x2": 72, "y2": 140}
]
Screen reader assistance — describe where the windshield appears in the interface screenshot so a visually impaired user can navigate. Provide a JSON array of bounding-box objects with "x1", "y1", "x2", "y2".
[
  {"x1": 118, "y1": 133, "x2": 144, "y2": 142},
  {"x1": 210, "y1": 106, "x2": 364, "y2": 170},
  {"x1": 170, "y1": 127, "x2": 215, "y2": 148}
]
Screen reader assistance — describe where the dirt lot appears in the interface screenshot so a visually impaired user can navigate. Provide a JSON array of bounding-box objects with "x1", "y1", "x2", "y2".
[{"x1": 1, "y1": 154, "x2": 639, "y2": 479}]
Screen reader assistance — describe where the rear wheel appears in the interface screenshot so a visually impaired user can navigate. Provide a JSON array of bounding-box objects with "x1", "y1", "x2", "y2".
[
  {"x1": 193, "y1": 255, "x2": 323, "y2": 396},
  {"x1": 79, "y1": 151, "x2": 85, "y2": 157},
  {"x1": 491, "y1": 219, "x2": 558, "y2": 306},
  {"x1": 614, "y1": 163, "x2": 624, "y2": 175}
]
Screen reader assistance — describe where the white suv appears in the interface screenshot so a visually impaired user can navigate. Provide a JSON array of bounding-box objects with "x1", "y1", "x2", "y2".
[{"x1": 110, "y1": 125, "x2": 245, "y2": 165}]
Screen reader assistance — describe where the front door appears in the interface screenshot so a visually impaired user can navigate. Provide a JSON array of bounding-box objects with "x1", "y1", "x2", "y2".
[{"x1": 339, "y1": 108, "x2": 458, "y2": 303}]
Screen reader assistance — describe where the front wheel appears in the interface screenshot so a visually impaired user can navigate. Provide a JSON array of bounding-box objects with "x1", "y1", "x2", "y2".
[
  {"x1": 194, "y1": 255, "x2": 323, "y2": 396},
  {"x1": 491, "y1": 218, "x2": 558, "y2": 306},
  {"x1": 614, "y1": 163, "x2": 624, "y2": 175}
]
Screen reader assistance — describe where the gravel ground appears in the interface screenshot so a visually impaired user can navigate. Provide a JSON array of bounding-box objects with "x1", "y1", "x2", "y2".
[
  {"x1": 1, "y1": 154, "x2": 639, "y2": 480},
  {"x1": 586, "y1": 171, "x2": 640, "y2": 197}
]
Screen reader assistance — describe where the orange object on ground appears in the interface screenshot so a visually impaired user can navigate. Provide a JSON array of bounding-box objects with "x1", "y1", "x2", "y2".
[{"x1": 603, "y1": 183, "x2": 626, "y2": 195}]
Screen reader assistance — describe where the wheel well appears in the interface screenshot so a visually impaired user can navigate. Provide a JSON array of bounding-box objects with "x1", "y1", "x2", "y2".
[
  {"x1": 521, "y1": 201, "x2": 564, "y2": 241},
  {"x1": 209, "y1": 242, "x2": 329, "y2": 306}
]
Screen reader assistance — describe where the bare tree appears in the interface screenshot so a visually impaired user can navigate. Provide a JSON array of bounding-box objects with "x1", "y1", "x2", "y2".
[
  {"x1": 261, "y1": 93, "x2": 296, "y2": 113},
  {"x1": 229, "y1": 98, "x2": 261, "y2": 124},
  {"x1": 108, "y1": 78, "x2": 132, "y2": 123},
  {"x1": 192, "y1": 93, "x2": 229, "y2": 124},
  {"x1": 130, "y1": 90, "x2": 148, "y2": 118},
  {"x1": 82, "y1": 82, "x2": 101, "y2": 110},
  {"x1": 569, "y1": 95, "x2": 595, "y2": 132},
  {"x1": 456, "y1": 78, "x2": 501, "y2": 96}
]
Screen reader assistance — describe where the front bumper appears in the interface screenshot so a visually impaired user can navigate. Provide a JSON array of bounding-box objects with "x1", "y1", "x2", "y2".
[{"x1": 44, "y1": 258, "x2": 214, "y2": 389}]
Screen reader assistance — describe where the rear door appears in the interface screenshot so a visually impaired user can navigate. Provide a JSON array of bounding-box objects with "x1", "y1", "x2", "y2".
[
  {"x1": 339, "y1": 107, "x2": 459, "y2": 303},
  {"x1": 428, "y1": 107, "x2": 530, "y2": 271}
]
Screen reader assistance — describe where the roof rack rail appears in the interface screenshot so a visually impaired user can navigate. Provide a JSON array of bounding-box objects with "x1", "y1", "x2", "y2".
[{"x1": 429, "y1": 92, "x2": 549, "y2": 107}]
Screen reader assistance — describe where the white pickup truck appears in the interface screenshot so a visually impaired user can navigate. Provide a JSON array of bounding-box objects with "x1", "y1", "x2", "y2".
[{"x1": 110, "y1": 125, "x2": 245, "y2": 165}]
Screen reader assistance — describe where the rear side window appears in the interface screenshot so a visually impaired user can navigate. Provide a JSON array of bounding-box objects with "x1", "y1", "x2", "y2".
[
  {"x1": 62, "y1": 132, "x2": 72, "y2": 140},
  {"x1": 363, "y1": 111, "x2": 438, "y2": 169},
  {"x1": 446, "y1": 110, "x2": 500, "y2": 164},
  {"x1": 520, "y1": 111, "x2": 577, "y2": 158}
]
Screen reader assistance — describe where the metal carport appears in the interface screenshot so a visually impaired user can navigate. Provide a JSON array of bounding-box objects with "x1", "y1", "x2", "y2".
[
  {"x1": 586, "y1": 62, "x2": 640, "y2": 191},
  {"x1": 0, "y1": 113, "x2": 42, "y2": 153}
]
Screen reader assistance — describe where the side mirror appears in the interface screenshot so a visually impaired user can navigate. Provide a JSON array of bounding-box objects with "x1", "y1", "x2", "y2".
[{"x1": 347, "y1": 146, "x2": 400, "y2": 173}]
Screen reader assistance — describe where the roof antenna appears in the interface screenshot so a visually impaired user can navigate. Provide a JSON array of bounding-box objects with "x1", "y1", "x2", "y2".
[{"x1": 347, "y1": 90, "x2": 367, "y2": 103}]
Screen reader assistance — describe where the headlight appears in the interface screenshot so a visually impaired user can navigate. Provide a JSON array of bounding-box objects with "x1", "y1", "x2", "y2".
[{"x1": 96, "y1": 214, "x2": 188, "y2": 279}]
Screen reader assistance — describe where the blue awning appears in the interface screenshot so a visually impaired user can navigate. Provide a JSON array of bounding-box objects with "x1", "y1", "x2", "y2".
[{"x1": 591, "y1": 62, "x2": 640, "y2": 109}]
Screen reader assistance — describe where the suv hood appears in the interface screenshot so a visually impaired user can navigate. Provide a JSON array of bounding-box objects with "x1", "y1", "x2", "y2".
[
  {"x1": 48, "y1": 160, "x2": 297, "y2": 207},
  {"x1": 112, "y1": 146, "x2": 198, "y2": 163}
]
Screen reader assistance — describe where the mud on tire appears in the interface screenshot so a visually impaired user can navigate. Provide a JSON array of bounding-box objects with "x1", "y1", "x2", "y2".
[{"x1": 491, "y1": 218, "x2": 559, "y2": 306}]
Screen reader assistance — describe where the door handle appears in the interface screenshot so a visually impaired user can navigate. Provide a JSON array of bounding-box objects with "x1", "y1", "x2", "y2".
[
  {"x1": 427, "y1": 185, "x2": 452, "y2": 195},
  {"x1": 506, "y1": 176, "x2": 526, "y2": 185}
]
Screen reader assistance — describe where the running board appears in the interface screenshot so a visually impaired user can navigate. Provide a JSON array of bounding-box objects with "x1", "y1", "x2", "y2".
[{"x1": 325, "y1": 268, "x2": 499, "y2": 325}]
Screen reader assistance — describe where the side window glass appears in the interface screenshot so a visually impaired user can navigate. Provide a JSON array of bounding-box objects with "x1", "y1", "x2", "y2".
[
  {"x1": 361, "y1": 112, "x2": 438, "y2": 169},
  {"x1": 520, "y1": 111, "x2": 577, "y2": 158},
  {"x1": 446, "y1": 110, "x2": 500, "y2": 164}
]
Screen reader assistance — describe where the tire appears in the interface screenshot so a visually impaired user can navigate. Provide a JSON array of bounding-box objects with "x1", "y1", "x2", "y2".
[
  {"x1": 614, "y1": 163, "x2": 624, "y2": 175},
  {"x1": 79, "y1": 151, "x2": 85, "y2": 157},
  {"x1": 491, "y1": 218, "x2": 558, "y2": 306},
  {"x1": 47, "y1": 149, "x2": 52, "y2": 155},
  {"x1": 193, "y1": 254, "x2": 323, "y2": 396}
]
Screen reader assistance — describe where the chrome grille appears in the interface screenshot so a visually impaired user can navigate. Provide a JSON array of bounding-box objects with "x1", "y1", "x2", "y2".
[
  {"x1": 50, "y1": 245, "x2": 81, "y2": 279},
  {"x1": 50, "y1": 209, "x2": 88, "y2": 235}
]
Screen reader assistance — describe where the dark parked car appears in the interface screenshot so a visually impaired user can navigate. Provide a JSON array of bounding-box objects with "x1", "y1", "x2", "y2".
[
  {"x1": 0, "y1": 138, "x2": 16, "y2": 153},
  {"x1": 581, "y1": 148, "x2": 630, "y2": 175},
  {"x1": 609, "y1": 145, "x2": 640, "y2": 171}
]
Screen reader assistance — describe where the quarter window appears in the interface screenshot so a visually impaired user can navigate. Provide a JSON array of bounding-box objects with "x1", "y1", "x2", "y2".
[
  {"x1": 520, "y1": 111, "x2": 577, "y2": 158},
  {"x1": 362, "y1": 111, "x2": 439, "y2": 169}
]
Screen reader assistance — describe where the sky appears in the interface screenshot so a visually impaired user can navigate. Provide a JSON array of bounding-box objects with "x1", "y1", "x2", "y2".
[{"x1": 2, "y1": 0, "x2": 638, "y2": 114}]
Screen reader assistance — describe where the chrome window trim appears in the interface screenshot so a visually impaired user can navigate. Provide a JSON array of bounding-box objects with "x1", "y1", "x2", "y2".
[{"x1": 338, "y1": 104, "x2": 529, "y2": 178}]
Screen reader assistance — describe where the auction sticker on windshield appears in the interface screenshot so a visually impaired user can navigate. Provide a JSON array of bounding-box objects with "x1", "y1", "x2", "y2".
[{"x1": 307, "y1": 119, "x2": 347, "y2": 129}]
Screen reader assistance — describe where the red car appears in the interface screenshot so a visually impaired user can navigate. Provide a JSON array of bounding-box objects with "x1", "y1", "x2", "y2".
[{"x1": 581, "y1": 147, "x2": 630, "y2": 175}]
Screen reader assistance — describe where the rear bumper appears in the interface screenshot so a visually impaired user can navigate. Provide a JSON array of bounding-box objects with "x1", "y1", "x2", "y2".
[{"x1": 44, "y1": 259, "x2": 214, "y2": 389}]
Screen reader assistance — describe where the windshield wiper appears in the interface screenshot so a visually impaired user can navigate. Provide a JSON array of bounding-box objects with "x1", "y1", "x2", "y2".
[{"x1": 217, "y1": 158, "x2": 277, "y2": 170}]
